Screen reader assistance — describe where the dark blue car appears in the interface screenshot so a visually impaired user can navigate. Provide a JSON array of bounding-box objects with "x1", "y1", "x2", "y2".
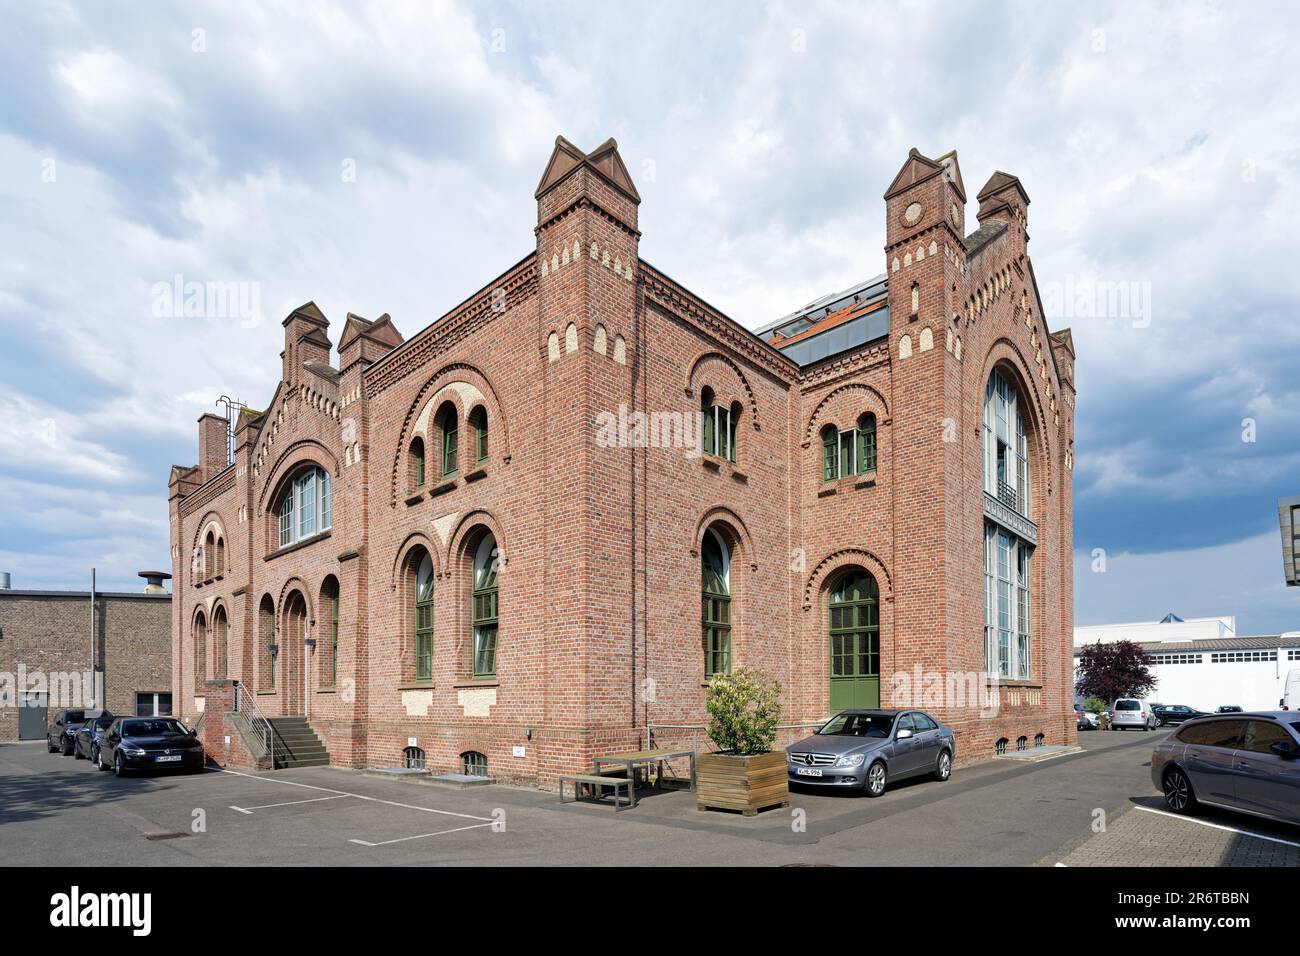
[{"x1": 73, "y1": 712, "x2": 117, "y2": 762}]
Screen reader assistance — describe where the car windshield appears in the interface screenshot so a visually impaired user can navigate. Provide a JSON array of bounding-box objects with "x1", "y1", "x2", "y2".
[
  {"x1": 122, "y1": 719, "x2": 188, "y2": 737},
  {"x1": 91, "y1": 717, "x2": 115, "y2": 729},
  {"x1": 1115, "y1": 701, "x2": 1140, "y2": 711},
  {"x1": 817, "y1": 713, "x2": 894, "y2": 738}
]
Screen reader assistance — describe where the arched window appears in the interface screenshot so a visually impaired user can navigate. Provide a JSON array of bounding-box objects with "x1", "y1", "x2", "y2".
[
  {"x1": 700, "y1": 388, "x2": 737, "y2": 462},
  {"x1": 437, "y1": 402, "x2": 458, "y2": 477},
  {"x1": 404, "y1": 746, "x2": 426, "y2": 769},
  {"x1": 212, "y1": 606, "x2": 228, "y2": 679},
  {"x1": 215, "y1": 536, "x2": 225, "y2": 577},
  {"x1": 983, "y1": 367, "x2": 1033, "y2": 680},
  {"x1": 701, "y1": 529, "x2": 731, "y2": 676},
  {"x1": 277, "y1": 466, "x2": 332, "y2": 548},
  {"x1": 469, "y1": 406, "x2": 488, "y2": 464},
  {"x1": 204, "y1": 531, "x2": 215, "y2": 579},
  {"x1": 995, "y1": 737, "x2": 1008, "y2": 756},
  {"x1": 821, "y1": 414, "x2": 877, "y2": 481},
  {"x1": 472, "y1": 534, "x2": 499, "y2": 677},
  {"x1": 321, "y1": 577, "x2": 339, "y2": 688},
  {"x1": 828, "y1": 569, "x2": 879, "y2": 709},
  {"x1": 410, "y1": 437, "x2": 426, "y2": 489},
  {"x1": 461, "y1": 751, "x2": 488, "y2": 777},
  {"x1": 193, "y1": 611, "x2": 207, "y2": 695},
  {"x1": 413, "y1": 551, "x2": 434, "y2": 681},
  {"x1": 258, "y1": 595, "x2": 276, "y2": 691},
  {"x1": 983, "y1": 367, "x2": 1029, "y2": 515}
]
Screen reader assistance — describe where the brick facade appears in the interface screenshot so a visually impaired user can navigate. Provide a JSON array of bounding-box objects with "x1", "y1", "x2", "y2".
[
  {"x1": 167, "y1": 137, "x2": 1076, "y2": 786},
  {"x1": 0, "y1": 588, "x2": 172, "y2": 740}
]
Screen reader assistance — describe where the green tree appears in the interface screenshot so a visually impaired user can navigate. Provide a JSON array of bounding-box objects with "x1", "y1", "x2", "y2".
[{"x1": 705, "y1": 668, "x2": 782, "y2": 755}]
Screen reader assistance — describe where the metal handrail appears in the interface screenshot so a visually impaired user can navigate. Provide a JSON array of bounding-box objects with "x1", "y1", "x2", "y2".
[{"x1": 232, "y1": 680, "x2": 276, "y2": 767}]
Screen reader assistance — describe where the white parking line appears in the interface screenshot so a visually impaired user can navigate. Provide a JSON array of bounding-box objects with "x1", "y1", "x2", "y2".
[
  {"x1": 220, "y1": 767, "x2": 493, "y2": 823},
  {"x1": 349, "y1": 822, "x2": 496, "y2": 847},
  {"x1": 230, "y1": 793, "x2": 354, "y2": 814},
  {"x1": 1134, "y1": 805, "x2": 1300, "y2": 848}
]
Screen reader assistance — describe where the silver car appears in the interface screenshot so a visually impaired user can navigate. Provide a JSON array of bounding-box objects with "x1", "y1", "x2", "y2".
[
  {"x1": 1109, "y1": 698, "x2": 1156, "y2": 731},
  {"x1": 786, "y1": 709, "x2": 955, "y2": 797},
  {"x1": 1151, "y1": 712, "x2": 1300, "y2": 825}
]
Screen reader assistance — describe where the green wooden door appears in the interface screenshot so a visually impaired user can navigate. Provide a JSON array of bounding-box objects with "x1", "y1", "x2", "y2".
[{"x1": 828, "y1": 570, "x2": 880, "y2": 710}]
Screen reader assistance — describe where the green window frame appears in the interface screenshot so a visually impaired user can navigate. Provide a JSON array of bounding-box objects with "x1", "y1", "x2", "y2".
[
  {"x1": 472, "y1": 535, "x2": 499, "y2": 677},
  {"x1": 821, "y1": 416, "x2": 877, "y2": 481},
  {"x1": 701, "y1": 530, "x2": 731, "y2": 676},
  {"x1": 439, "y1": 405, "x2": 458, "y2": 477},
  {"x1": 412, "y1": 437, "x2": 425, "y2": 488},
  {"x1": 414, "y1": 553, "x2": 434, "y2": 681},
  {"x1": 471, "y1": 407, "x2": 488, "y2": 463},
  {"x1": 328, "y1": 586, "x2": 339, "y2": 687},
  {"x1": 822, "y1": 426, "x2": 838, "y2": 481},
  {"x1": 828, "y1": 570, "x2": 879, "y2": 679}
]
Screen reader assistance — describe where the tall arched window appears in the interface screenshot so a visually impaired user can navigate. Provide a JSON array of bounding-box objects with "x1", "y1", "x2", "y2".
[
  {"x1": 215, "y1": 536, "x2": 225, "y2": 577},
  {"x1": 277, "y1": 466, "x2": 332, "y2": 548},
  {"x1": 437, "y1": 402, "x2": 458, "y2": 478},
  {"x1": 983, "y1": 368, "x2": 1029, "y2": 515},
  {"x1": 204, "y1": 531, "x2": 215, "y2": 578},
  {"x1": 828, "y1": 569, "x2": 880, "y2": 709},
  {"x1": 472, "y1": 534, "x2": 499, "y2": 677},
  {"x1": 470, "y1": 406, "x2": 488, "y2": 464},
  {"x1": 321, "y1": 577, "x2": 340, "y2": 688},
  {"x1": 212, "y1": 606, "x2": 228, "y2": 678},
  {"x1": 413, "y1": 551, "x2": 434, "y2": 681},
  {"x1": 700, "y1": 388, "x2": 737, "y2": 462},
  {"x1": 258, "y1": 594, "x2": 276, "y2": 691},
  {"x1": 193, "y1": 611, "x2": 207, "y2": 695},
  {"x1": 701, "y1": 529, "x2": 731, "y2": 676},
  {"x1": 982, "y1": 367, "x2": 1033, "y2": 679},
  {"x1": 410, "y1": 437, "x2": 426, "y2": 489}
]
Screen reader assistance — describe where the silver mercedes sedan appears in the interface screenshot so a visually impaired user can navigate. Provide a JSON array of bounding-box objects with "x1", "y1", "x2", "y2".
[{"x1": 786, "y1": 709, "x2": 955, "y2": 797}]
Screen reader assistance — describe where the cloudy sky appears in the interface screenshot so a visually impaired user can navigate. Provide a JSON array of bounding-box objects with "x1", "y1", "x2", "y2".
[{"x1": 1, "y1": 1, "x2": 1297, "y2": 634}]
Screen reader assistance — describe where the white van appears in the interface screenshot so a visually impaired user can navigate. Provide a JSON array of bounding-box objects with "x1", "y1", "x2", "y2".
[{"x1": 1282, "y1": 668, "x2": 1300, "y2": 711}]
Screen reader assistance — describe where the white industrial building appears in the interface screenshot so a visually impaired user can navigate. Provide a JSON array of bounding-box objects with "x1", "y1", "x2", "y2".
[{"x1": 1074, "y1": 615, "x2": 1300, "y2": 712}]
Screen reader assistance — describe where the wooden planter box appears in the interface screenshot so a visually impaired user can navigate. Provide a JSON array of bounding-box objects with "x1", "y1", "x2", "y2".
[{"x1": 696, "y1": 750, "x2": 789, "y2": 816}]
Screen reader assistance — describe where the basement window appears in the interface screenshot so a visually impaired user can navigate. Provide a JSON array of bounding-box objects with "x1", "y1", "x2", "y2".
[
  {"x1": 403, "y1": 746, "x2": 426, "y2": 770},
  {"x1": 995, "y1": 737, "x2": 1008, "y2": 756},
  {"x1": 461, "y1": 751, "x2": 488, "y2": 778}
]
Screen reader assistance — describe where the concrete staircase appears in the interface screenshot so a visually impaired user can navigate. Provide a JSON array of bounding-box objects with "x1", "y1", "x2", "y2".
[{"x1": 267, "y1": 716, "x2": 330, "y2": 769}]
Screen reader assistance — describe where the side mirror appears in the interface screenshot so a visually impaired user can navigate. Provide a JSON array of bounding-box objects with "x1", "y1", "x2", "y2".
[
  {"x1": 1269, "y1": 741, "x2": 1297, "y2": 758},
  {"x1": 896, "y1": 728, "x2": 914, "y2": 740}
]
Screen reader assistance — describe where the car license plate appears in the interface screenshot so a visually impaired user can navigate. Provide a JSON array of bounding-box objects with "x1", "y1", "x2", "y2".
[
  {"x1": 155, "y1": 754, "x2": 181, "y2": 762},
  {"x1": 795, "y1": 767, "x2": 822, "y2": 777}
]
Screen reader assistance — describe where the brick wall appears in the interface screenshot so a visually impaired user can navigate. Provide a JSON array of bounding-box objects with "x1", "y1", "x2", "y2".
[{"x1": 0, "y1": 590, "x2": 172, "y2": 741}]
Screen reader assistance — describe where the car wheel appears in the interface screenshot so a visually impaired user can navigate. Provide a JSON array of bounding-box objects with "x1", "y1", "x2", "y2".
[
  {"x1": 865, "y1": 760, "x2": 887, "y2": 797},
  {"x1": 934, "y1": 749, "x2": 952, "y2": 781},
  {"x1": 61, "y1": 737, "x2": 73, "y2": 756},
  {"x1": 47, "y1": 737, "x2": 57, "y2": 754},
  {"x1": 1162, "y1": 767, "x2": 1196, "y2": 814},
  {"x1": 74, "y1": 743, "x2": 84, "y2": 760},
  {"x1": 96, "y1": 748, "x2": 109, "y2": 771},
  {"x1": 113, "y1": 752, "x2": 126, "y2": 778}
]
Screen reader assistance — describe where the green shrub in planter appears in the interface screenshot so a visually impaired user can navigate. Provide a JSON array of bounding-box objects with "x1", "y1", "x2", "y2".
[{"x1": 705, "y1": 668, "x2": 782, "y2": 755}]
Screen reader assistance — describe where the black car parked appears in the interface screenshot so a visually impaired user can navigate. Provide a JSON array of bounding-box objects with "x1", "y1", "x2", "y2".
[
  {"x1": 97, "y1": 716, "x2": 205, "y2": 777},
  {"x1": 73, "y1": 712, "x2": 117, "y2": 762},
  {"x1": 46, "y1": 709, "x2": 88, "y2": 755},
  {"x1": 1152, "y1": 704, "x2": 1207, "y2": 727}
]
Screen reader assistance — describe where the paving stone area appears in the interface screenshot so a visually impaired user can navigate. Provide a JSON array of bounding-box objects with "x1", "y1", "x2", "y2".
[{"x1": 1055, "y1": 804, "x2": 1300, "y2": 867}]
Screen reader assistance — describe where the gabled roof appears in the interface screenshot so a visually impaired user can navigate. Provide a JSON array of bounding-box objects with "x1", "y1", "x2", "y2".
[
  {"x1": 1049, "y1": 328, "x2": 1076, "y2": 357},
  {"x1": 339, "y1": 312, "x2": 404, "y2": 352},
  {"x1": 977, "y1": 170, "x2": 1030, "y2": 206},
  {"x1": 884, "y1": 147, "x2": 946, "y2": 200},
  {"x1": 283, "y1": 300, "x2": 328, "y2": 328},
  {"x1": 535, "y1": 135, "x2": 640, "y2": 203}
]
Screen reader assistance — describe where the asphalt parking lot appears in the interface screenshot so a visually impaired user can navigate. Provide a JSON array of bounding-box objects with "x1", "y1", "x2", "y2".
[{"x1": 1, "y1": 727, "x2": 1296, "y2": 866}]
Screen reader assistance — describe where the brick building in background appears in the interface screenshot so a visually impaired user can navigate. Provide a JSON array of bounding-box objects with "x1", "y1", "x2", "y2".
[
  {"x1": 0, "y1": 571, "x2": 173, "y2": 741},
  {"x1": 167, "y1": 137, "x2": 1076, "y2": 785}
]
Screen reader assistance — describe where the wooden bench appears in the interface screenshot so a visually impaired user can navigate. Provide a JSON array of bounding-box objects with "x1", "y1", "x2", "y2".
[{"x1": 559, "y1": 773, "x2": 634, "y2": 811}]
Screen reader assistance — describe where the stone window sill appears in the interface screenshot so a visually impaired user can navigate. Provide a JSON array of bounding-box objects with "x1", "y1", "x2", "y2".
[
  {"x1": 399, "y1": 682, "x2": 436, "y2": 691},
  {"x1": 454, "y1": 679, "x2": 499, "y2": 689},
  {"x1": 316, "y1": 686, "x2": 336, "y2": 695},
  {"x1": 405, "y1": 490, "x2": 426, "y2": 506},
  {"x1": 265, "y1": 530, "x2": 332, "y2": 561},
  {"x1": 429, "y1": 478, "x2": 457, "y2": 497},
  {"x1": 987, "y1": 678, "x2": 1042, "y2": 689},
  {"x1": 464, "y1": 466, "x2": 487, "y2": 483}
]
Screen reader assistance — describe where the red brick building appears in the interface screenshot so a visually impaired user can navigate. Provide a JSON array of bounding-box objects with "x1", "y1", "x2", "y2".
[{"x1": 168, "y1": 138, "x2": 1077, "y2": 784}]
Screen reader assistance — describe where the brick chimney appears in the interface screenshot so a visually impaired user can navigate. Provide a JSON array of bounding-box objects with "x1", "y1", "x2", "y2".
[
  {"x1": 281, "y1": 301, "x2": 332, "y2": 384},
  {"x1": 197, "y1": 413, "x2": 229, "y2": 478}
]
